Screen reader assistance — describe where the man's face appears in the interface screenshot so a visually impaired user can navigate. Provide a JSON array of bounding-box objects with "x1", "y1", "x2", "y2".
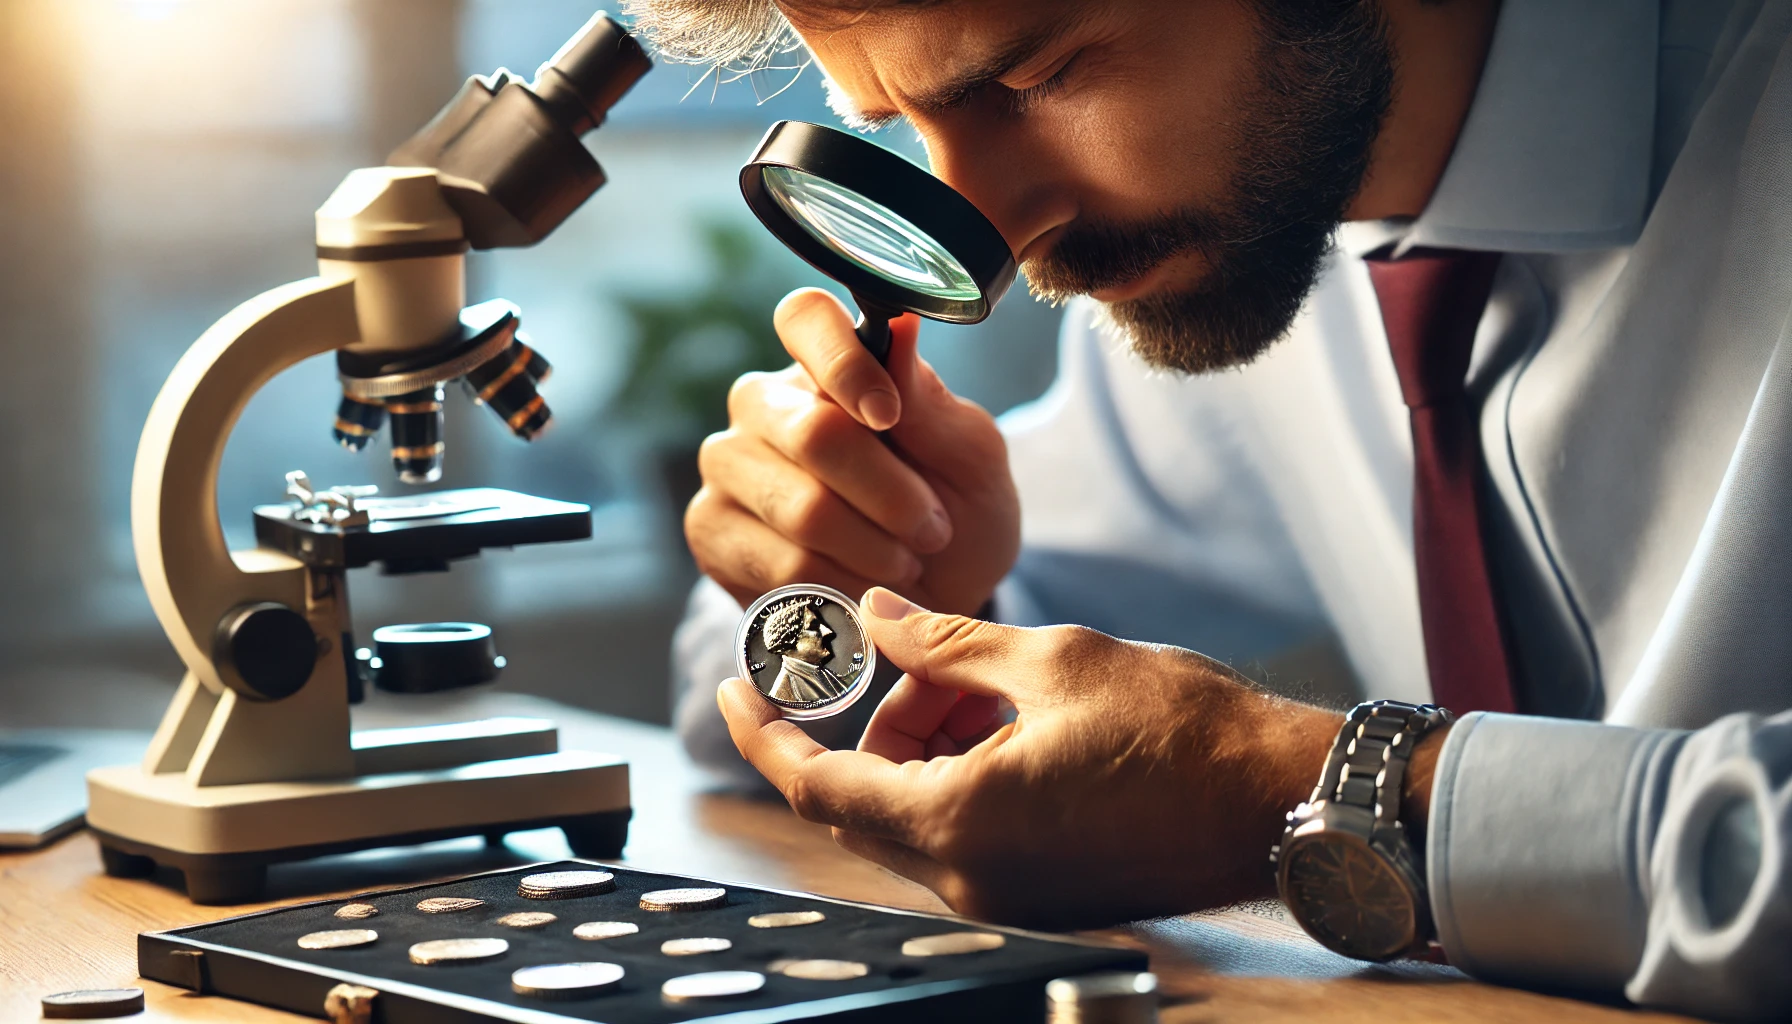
[
  {"x1": 786, "y1": 0, "x2": 1392, "y2": 373},
  {"x1": 792, "y1": 605, "x2": 836, "y2": 664}
]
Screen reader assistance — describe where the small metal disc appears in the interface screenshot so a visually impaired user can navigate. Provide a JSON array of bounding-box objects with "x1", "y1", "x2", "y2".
[
  {"x1": 497, "y1": 911, "x2": 558, "y2": 929},
  {"x1": 661, "y1": 970, "x2": 766, "y2": 1001},
  {"x1": 748, "y1": 910, "x2": 826, "y2": 929},
  {"x1": 661, "y1": 936, "x2": 732, "y2": 956},
  {"x1": 736, "y1": 584, "x2": 876, "y2": 721},
  {"x1": 409, "y1": 937, "x2": 509, "y2": 965},
  {"x1": 773, "y1": 958, "x2": 870, "y2": 981},
  {"x1": 518, "y1": 870, "x2": 616, "y2": 899},
  {"x1": 640, "y1": 887, "x2": 727, "y2": 911},
  {"x1": 511, "y1": 961, "x2": 625, "y2": 999},
  {"x1": 1046, "y1": 971, "x2": 1159, "y2": 1024},
  {"x1": 40, "y1": 988, "x2": 145, "y2": 1019},
  {"x1": 416, "y1": 897, "x2": 485, "y2": 914},
  {"x1": 574, "y1": 921, "x2": 640, "y2": 940},
  {"x1": 901, "y1": 931, "x2": 1007, "y2": 956},
  {"x1": 297, "y1": 928, "x2": 379, "y2": 950},
  {"x1": 334, "y1": 902, "x2": 380, "y2": 920}
]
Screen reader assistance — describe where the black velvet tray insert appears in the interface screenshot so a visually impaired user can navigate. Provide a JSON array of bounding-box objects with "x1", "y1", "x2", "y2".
[{"x1": 140, "y1": 860, "x2": 1146, "y2": 1023}]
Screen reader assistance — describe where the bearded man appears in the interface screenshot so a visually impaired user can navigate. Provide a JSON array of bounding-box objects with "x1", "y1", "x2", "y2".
[{"x1": 648, "y1": 1, "x2": 1792, "y2": 1018}]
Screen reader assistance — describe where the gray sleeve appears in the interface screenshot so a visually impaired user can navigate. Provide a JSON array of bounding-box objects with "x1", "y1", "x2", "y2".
[
  {"x1": 668, "y1": 576, "x2": 762, "y2": 789},
  {"x1": 1428, "y1": 709, "x2": 1792, "y2": 1021}
]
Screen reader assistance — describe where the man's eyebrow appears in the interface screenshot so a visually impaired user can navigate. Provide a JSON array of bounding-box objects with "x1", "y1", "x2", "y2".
[{"x1": 833, "y1": 11, "x2": 1088, "y2": 130}]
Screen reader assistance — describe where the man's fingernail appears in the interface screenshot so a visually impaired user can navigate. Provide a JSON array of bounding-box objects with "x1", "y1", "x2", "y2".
[
  {"x1": 913, "y1": 508, "x2": 952, "y2": 553},
  {"x1": 864, "y1": 587, "x2": 921, "y2": 620},
  {"x1": 858, "y1": 390, "x2": 900, "y2": 430}
]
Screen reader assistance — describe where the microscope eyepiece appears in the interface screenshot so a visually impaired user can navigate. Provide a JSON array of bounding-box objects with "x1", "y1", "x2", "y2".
[
  {"x1": 386, "y1": 12, "x2": 650, "y2": 250},
  {"x1": 531, "y1": 13, "x2": 652, "y2": 136}
]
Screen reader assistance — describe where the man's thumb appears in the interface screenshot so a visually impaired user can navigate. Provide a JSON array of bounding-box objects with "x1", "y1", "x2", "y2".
[{"x1": 860, "y1": 588, "x2": 1022, "y2": 700}]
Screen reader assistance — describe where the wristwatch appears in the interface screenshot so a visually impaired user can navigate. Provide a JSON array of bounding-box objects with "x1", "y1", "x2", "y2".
[{"x1": 1272, "y1": 699, "x2": 1453, "y2": 961}]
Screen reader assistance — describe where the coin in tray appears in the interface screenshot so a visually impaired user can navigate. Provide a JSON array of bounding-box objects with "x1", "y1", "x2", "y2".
[{"x1": 518, "y1": 870, "x2": 615, "y2": 900}]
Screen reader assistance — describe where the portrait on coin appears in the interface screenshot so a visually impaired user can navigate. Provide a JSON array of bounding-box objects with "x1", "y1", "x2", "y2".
[
  {"x1": 759, "y1": 602, "x2": 849, "y2": 706},
  {"x1": 762, "y1": 598, "x2": 847, "y2": 703}
]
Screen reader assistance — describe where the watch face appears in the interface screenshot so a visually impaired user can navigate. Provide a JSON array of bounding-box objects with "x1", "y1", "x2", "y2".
[{"x1": 1282, "y1": 834, "x2": 1416, "y2": 961}]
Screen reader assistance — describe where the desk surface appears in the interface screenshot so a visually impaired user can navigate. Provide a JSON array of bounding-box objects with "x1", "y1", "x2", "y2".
[{"x1": 1, "y1": 691, "x2": 1699, "y2": 1023}]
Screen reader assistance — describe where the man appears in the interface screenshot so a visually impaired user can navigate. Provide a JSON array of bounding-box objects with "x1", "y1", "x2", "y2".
[
  {"x1": 637, "y1": 0, "x2": 1792, "y2": 1018},
  {"x1": 758, "y1": 598, "x2": 850, "y2": 704}
]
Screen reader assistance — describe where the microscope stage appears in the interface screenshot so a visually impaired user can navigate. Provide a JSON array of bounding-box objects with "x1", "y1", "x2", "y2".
[{"x1": 253, "y1": 487, "x2": 592, "y2": 572}]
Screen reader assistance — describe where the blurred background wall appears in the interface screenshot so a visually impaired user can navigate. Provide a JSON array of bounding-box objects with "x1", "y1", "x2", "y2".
[{"x1": 0, "y1": 0, "x2": 1061, "y2": 729}]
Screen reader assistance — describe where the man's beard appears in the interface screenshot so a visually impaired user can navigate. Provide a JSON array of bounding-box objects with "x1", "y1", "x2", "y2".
[{"x1": 1023, "y1": 1, "x2": 1394, "y2": 374}]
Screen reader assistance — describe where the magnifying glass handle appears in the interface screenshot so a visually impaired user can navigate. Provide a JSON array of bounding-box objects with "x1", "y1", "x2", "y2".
[
  {"x1": 853, "y1": 314, "x2": 892, "y2": 364},
  {"x1": 850, "y1": 295, "x2": 899, "y2": 365}
]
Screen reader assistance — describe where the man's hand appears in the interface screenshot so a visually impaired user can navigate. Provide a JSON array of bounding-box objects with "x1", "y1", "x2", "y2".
[
  {"x1": 685, "y1": 289, "x2": 1020, "y2": 617},
  {"x1": 718, "y1": 588, "x2": 1344, "y2": 929}
]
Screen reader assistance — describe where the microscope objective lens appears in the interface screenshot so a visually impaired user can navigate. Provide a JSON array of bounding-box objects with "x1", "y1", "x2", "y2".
[
  {"x1": 333, "y1": 392, "x2": 386, "y2": 452},
  {"x1": 464, "y1": 339, "x2": 553, "y2": 441},
  {"x1": 387, "y1": 385, "x2": 446, "y2": 484}
]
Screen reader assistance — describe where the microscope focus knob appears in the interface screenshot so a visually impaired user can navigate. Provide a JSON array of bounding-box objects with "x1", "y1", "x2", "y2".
[{"x1": 214, "y1": 602, "x2": 319, "y2": 701}]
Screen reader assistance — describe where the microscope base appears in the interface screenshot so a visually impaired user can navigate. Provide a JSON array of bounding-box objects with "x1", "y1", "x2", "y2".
[{"x1": 86, "y1": 750, "x2": 630, "y2": 905}]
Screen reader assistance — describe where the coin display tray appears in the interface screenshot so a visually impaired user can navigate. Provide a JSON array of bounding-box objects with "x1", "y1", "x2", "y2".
[{"x1": 139, "y1": 860, "x2": 1145, "y2": 1022}]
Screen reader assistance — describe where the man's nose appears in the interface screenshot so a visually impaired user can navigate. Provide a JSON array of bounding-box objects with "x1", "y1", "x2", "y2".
[
  {"x1": 922, "y1": 122, "x2": 1076, "y2": 265},
  {"x1": 819, "y1": 620, "x2": 835, "y2": 638}
]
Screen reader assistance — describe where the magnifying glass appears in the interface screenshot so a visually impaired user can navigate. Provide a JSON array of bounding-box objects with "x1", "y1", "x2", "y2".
[{"x1": 741, "y1": 121, "x2": 1017, "y2": 364}]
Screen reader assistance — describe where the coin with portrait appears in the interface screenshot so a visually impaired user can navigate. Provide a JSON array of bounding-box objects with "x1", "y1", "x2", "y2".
[{"x1": 736, "y1": 584, "x2": 875, "y2": 721}]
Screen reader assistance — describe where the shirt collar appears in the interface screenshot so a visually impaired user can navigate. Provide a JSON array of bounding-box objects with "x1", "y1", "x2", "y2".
[{"x1": 1359, "y1": 0, "x2": 1660, "y2": 256}]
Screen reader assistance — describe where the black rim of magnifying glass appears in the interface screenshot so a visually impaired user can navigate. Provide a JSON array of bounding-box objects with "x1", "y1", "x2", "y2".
[{"x1": 741, "y1": 121, "x2": 1017, "y2": 361}]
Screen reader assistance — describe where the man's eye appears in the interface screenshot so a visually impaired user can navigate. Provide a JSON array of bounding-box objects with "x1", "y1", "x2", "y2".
[{"x1": 1006, "y1": 52, "x2": 1082, "y2": 114}]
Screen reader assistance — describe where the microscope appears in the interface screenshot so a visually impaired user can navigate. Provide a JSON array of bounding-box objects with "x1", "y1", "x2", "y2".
[{"x1": 85, "y1": 13, "x2": 651, "y2": 904}]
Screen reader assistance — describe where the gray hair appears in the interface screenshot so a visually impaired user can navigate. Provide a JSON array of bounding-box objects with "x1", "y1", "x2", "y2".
[{"x1": 620, "y1": 0, "x2": 802, "y2": 69}]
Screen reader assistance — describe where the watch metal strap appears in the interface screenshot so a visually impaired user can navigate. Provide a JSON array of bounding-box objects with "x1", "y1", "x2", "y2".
[{"x1": 1311, "y1": 700, "x2": 1454, "y2": 830}]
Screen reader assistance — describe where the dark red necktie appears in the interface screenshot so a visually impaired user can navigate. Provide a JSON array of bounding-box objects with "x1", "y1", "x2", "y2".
[{"x1": 1365, "y1": 248, "x2": 1517, "y2": 715}]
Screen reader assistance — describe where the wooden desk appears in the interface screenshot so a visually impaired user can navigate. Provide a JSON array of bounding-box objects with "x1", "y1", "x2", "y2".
[{"x1": 1, "y1": 692, "x2": 1698, "y2": 1023}]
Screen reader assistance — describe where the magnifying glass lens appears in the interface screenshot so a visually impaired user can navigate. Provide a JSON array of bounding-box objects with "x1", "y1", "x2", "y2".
[{"x1": 762, "y1": 166, "x2": 981, "y2": 304}]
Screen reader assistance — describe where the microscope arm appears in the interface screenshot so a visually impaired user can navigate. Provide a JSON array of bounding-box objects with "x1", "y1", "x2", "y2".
[{"x1": 133, "y1": 275, "x2": 360, "y2": 693}]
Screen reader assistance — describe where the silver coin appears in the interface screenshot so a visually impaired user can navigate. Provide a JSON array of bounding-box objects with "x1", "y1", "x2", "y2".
[
  {"x1": 519, "y1": 870, "x2": 615, "y2": 899},
  {"x1": 297, "y1": 928, "x2": 379, "y2": 950},
  {"x1": 748, "y1": 910, "x2": 826, "y2": 929},
  {"x1": 416, "y1": 897, "x2": 485, "y2": 914},
  {"x1": 334, "y1": 902, "x2": 379, "y2": 920},
  {"x1": 1046, "y1": 971, "x2": 1159, "y2": 1023},
  {"x1": 773, "y1": 958, "x2": 870, "y2": 981},
  {"x1": 736, "y1": 584, "x2": 876, "y2": 721},
  {"x1": 661, "y1": 936, "x2": 732, "y2": 956},
  {"x1": 640, "y1": 887, "x2": 727, "y2": 911},
  {"x1": 901, "y1": 931, "x2": 1007, "y2": 956},
  {"x1": 497, "y1": 911, "x2": 558, "y2": 929},
  {"x1": 511, "y1": 962, "x2": 625, "y2": 999},
  {"x1": 409, "y1": 937, "x2": 509, "y2": 965},
  {"x1": 41, "y1": 988, "x2": 145, "y2": 1018},
  {"x1": 574, "y1": 920, "x2": 641, "y2": 940},
  {"x1": 661, "y1": 970, "x2": 766, "y2": 1001}
]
